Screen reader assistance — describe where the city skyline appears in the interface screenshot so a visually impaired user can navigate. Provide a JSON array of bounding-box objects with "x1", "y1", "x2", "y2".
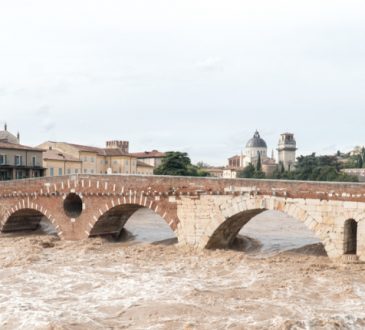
[
  {"x1": 1, "y1": 1, "x2": 365, "y2": 165},
  {"x1": 0, "y1": 121, "x2": 360, "y2": 167}
]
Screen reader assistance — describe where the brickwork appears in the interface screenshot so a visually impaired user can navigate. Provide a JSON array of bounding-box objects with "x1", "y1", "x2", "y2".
[{"x1": 0, "y1": 175, "x2": 365, "y2": 261}]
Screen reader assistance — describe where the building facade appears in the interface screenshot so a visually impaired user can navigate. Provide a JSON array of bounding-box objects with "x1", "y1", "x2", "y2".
[
  {"x1": 42, "y1": 148, "x2": 82, "y2": 177},
  {"x1": 38, "y1": 140, "x2": 139, "y2": 176},
  {"x1": 136, "y1": 161, "x2": 154, "y2": 175},
  {"x1": 130, "y1": 150, "x2": 166, "y2": 169},
  {"x1": 0, "y1": 124, "x2": 45, "y2": 180}
]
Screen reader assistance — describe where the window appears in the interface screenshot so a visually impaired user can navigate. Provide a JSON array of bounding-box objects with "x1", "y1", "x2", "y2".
[
  {"x1": 50, "y1": 168, "x2": 54, "y2": 176},
  {"x1": 14, "y1": 155, "x2": 22, "y2": 166},
  {"x1": 75, "y1": 169, "x2": 79, "y2": 174},
  {"x1": 84, "y1": 169, "x2": 87, "y2": 173},
  {"x1": 0, "y1": 154, "x2": 7, "y2": 165},
  {"x1": 58, "y1": 168, "x2": 63, "y2": 176},
  {"x1": 67, "y1": 169, "x2": 71, "y2": 174},
  {"x1": 125, "y1": 160, "x2": 129, "y2": 166},
  {"x1": 91, "y1": 157, "x2": 95, "y2": 163},
  {"x1": 113, "y1": 160, "x2": 118, "y2": 165},
  {"x1": 90, "y1": 169, "x2": 94, "y2": 174},
  {"x1": 32, "y1": 156, "x2": 37, "y2": 167}
]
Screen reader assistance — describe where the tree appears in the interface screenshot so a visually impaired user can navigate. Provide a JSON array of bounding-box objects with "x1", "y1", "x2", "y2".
[
  {"x1": 196, "y1": 161, "x2": 210, "y2": 168},
  {"x1": 286, "y1": 153, "x2": 357, "y2": 182},
  {"x1": 154, "y1": 152, "x2": 209, "y2": 177},
  {"x1": 256, "y1": 153, "x2": 262, "y2": 172},
  {"x1": 237, "y1": 163, "x2": 265, "y2": 179},
  {"x1": 237, "y1": 163, "x2": 255, "y2": 178}
]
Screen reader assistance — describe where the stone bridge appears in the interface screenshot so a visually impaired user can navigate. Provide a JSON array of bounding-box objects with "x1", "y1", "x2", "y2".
[{"x1": 0, "y1": 175, "x2": 364, "y2": 261}]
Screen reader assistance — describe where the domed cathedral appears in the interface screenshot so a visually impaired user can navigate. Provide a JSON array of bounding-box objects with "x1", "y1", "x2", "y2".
[
  {"x1": 227, "y1": 130, "x2": 272, "y2": 170},
  {"x1": 0, "y1": 123, "x2": 20, "y2": 144},
  {"x1": 243, "y1": 130, "x2": 268, "y2": 167}
]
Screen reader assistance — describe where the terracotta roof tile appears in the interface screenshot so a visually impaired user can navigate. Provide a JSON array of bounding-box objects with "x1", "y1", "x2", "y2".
[
  {"x1": 0, "y1": 141, "x2": 44, "y2": 152},
  {"x1": 43, "y1": 149, "x2": 81, "y2": 162},
  {"x1": 131, "y1": 150, "x2": 166, "y2": 158}
]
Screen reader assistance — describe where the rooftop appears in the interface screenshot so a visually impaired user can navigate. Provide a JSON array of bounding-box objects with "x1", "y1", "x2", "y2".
[
  {"x1": 246, "y1": 130, "x2": 267, "y2": 149},
  {"x1": 0, "y1": 141, "x2": 44, "y2": 152},
  {"x1": 131, "y1": 150, "x2": 166, "y2": 158},
  {"x1": 0, "y1": 124, "x2": 20, "y2": 144},
  {"x1": 48, "y1": 142, "x2": 134, "y2": 157},
  {"x1": 137, "y1": 160, "x2": 154, "y2": 168},
  {"x1": 43, "y1": 149, "x2": 81, "y2": 162}
]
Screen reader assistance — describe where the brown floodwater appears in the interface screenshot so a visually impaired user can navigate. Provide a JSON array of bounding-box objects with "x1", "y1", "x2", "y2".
[{"x1": 0, "y1": 209, "x2": 364, "y2": 329}]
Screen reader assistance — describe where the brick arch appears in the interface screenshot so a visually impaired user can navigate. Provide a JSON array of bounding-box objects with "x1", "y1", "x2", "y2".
[
  {"x1": 1, "y1": 203, "x2": 63, "y2": 237},
  {"x1": 204, "y1": 196, "x2": 334, "y2": 256},
  {"x1": 87, "y1": 196, "x2": 179, "y2": 238}
]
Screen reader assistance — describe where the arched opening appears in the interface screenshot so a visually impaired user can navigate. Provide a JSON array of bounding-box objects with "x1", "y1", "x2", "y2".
[
  {"x1": 63, "y1": 193, "x2": 83, "y2": 218},
  {"x1": 2, "y1": 209, "x2": 58, "y2": 236},
  {"x1": 125, "y1": 208, "x2": 177, "y2": 244},
  {"x1": 207, "y1": 209, "x2": 325, "y2": 256},
  {"x1": 344, "y1": 219, "x2": 357, "y2": 255},
  {"x1": 206, "y1": 209, "x2": 264, "y2": 249},
  {"x1": 90, "y1": 204, "x2": 176, "y2": 244}
]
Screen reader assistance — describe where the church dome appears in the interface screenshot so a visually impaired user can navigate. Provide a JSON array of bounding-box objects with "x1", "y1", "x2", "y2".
[
  {"x1": 0, "y1": 124, "x2": 19, "y2": 144},
  {"x1": 246, "y1": 130, "x2": 267, "y2": 148}
]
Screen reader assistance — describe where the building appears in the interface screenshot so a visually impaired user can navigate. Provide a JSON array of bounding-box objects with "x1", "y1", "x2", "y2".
[
  {"x1": 223, "y1": 168, "x2": 237, "y2": 179},
  {"x1": 202, "y1": 167, "x2": 224, "y2": 178},
  {"x1": 37, "y1": 140, "x2": 139, "y2": 176},
  {"x1": 42, "y1": 148, "x2": 82, "y2": 177},
  {"x1": 225, "y1": 130, "x2": 297, "y2": 177},
  {"x1": 0, "y1": 124, "x2": 45, "y2": 180},
  {"x1": 342, "y1": 169, "x2": 365, "y2": 182},
  {"x1": 277, "y1": 133, "x2": 297, "y2": 171},
  {"x1": 136, "y1": 160, "x2": 154, "y2": 175},
  {"x1": 130, "y1": 150, "x2": 166, "y2": 169}
]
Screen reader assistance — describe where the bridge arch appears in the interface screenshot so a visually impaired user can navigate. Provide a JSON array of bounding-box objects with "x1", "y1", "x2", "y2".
[
  {"x1": 1, "y1": 205, "x2": 61, "y2": 237},
  {"x1": 88, "y1": 197, "x2": 178, "y2": 238},
  {"x1": 204, "y1": 196, "x2": 332, "y2": 255}
]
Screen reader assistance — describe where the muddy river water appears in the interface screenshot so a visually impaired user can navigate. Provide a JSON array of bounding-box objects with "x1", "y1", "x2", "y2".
[{"x1": 0, "y1": 209, "x2": 364, "y2": 329}]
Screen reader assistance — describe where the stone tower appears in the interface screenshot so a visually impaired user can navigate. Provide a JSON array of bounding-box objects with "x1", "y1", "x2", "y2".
[{"x1": 277, "y1": 133, "x2": 297, "y2": 171}]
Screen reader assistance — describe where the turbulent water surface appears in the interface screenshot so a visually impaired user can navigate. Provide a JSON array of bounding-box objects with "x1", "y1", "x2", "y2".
[{"x1": 0, "y1": 209, "x2": 364, "y2": 329}]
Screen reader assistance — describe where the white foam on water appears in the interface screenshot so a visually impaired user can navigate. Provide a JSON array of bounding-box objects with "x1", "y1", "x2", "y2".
[{"x1": 0, "y1": 209, "x2": 364, "y2": 329}]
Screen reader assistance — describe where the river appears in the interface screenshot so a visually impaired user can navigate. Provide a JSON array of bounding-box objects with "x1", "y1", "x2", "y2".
[{"x1": 0, "y1": 209, "x2": 364, "y2": 329}]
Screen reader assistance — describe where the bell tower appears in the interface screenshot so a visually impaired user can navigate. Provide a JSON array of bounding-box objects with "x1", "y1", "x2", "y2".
[{"x1": 277, "y1": 133, "x2": 297, "y2": 171}]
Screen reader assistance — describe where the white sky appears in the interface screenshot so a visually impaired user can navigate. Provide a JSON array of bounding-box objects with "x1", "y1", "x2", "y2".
[{"x1": 1, "y1": 0, "x2": 364, "y2": 165}]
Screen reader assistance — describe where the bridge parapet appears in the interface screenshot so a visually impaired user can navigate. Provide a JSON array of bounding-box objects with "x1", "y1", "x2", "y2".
[{"x1": 1, "y1": 174, "x2": 365, "y2": 201}]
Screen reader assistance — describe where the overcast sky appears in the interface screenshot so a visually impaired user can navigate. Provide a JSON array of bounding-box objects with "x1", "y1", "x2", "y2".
[{"x1": 1, "y1": 1, "x2": 364, "y2": 165}]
